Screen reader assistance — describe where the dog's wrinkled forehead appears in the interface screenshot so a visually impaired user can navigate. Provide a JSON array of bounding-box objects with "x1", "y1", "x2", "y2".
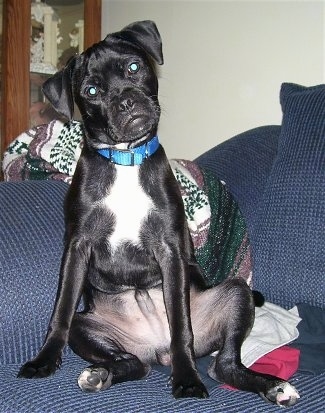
[
  {"x1": 79, "y1": 20, "x2": 163, "y2": 77},
  {"x1": 79, "y1": 36, "x2": 156, "y2": 78}
]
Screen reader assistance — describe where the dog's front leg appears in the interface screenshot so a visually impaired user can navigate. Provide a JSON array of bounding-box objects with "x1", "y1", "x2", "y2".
[
  {"x1": 158, "y1": 243, "x2": 208, "y2": 399},
  {"x1": 18, "y1": 241, "x2": 90, "y2": 378}
]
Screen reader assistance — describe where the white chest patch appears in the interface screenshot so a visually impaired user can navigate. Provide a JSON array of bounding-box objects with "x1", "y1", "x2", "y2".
[{"x1": 102, "y1": 165, "x2": 153, "y2": 249}]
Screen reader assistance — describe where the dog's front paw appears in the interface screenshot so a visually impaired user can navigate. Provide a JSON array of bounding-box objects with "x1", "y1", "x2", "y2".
[
  {"x1": 172, "y1": 377, "x2": 209, "y2": 399},
  {"x1": 261, "y1": 382, "x2": 300, "y2": 407},
  {"x1": 18, "y1": 357, "x2": 62, "y2": 379}
]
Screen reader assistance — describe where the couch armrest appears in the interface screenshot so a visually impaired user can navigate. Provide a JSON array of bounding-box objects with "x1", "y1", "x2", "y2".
[{"x1": 0, "y1": 181, "x2": 68, "y2": 365}]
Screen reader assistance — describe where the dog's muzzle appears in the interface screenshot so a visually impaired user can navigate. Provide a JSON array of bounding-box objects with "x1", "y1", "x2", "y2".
[{"x1": 109, "y1": 89, "x2": 160, "y2": 142}]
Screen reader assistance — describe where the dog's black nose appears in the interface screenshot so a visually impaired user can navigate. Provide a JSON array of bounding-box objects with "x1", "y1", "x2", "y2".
[{"x1": 119, "y1": 98, "x2": 134, "y2": 112}]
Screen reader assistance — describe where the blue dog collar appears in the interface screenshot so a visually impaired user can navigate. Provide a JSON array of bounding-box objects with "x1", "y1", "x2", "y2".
[{"x1": 97, "y1": 136, "x2": 160, "y2": 166}]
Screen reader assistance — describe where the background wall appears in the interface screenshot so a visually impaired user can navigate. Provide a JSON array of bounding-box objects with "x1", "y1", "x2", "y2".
[{"x1": 102, "y1": 0, "x2": 325, "y2": 159}]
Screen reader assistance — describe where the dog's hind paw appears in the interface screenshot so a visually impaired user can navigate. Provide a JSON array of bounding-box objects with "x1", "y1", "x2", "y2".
[
  {"x1": 78, "y1": 366, "x2": 113, "y2": 392},
  {"x1": 262, "y1": 382, "x2": 300, "y2": 407}
]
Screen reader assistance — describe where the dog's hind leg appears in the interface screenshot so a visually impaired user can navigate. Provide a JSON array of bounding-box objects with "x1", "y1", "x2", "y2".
[
  {"x1": 208, "y1": 325, "x2": 300, "y2": 406},
  {"x1": 69, "y1": 313, "x2": 151, "y2": 392},
  {"x1": 191, "y1": 278, "x2": 300, "y2": 407}
]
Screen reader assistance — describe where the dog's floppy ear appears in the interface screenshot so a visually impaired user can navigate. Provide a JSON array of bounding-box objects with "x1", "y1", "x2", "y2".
[
  {"x1": 42, "y1": 57, "x2": 76, "y2": 120},
  {"x1": 113, "y1": 20, "x2": 164, "y2": 65}
]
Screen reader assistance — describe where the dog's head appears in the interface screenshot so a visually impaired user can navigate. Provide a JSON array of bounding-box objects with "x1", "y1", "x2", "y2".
[{"x1": 43, "y1": 20, "x2": 163, "y2": 147}]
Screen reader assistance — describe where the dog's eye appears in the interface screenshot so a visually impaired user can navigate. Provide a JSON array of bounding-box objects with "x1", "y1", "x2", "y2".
[
  {"x1": 85, "y1": 85, "x2": 99, "y2": 98},
  {"x1": 128, "y1": 62, "x2": 140, "y2": 74}
]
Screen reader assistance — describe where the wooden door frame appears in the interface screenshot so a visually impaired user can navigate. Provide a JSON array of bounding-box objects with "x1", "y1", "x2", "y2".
[{"x1": 1, "y1": 0, "x2": 102, "y2": 157}]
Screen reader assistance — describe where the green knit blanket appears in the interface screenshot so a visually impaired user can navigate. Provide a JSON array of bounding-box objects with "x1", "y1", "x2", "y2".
[
  {"x1": 170, "y1": 159, "x2": 251, "y2": 286},
  {"x1": 196, "y1": 168, "x2": 251, "y2": 286},
  {"x1": 3, "y1": 120, "x2": 252, "y2": 286}
]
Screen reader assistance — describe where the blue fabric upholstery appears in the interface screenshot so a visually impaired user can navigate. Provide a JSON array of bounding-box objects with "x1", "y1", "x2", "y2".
[
  {"x1": 0, "y1": 181, "x2": 68, "y2": 365},
  {"x1": 251, "y1": 84, "x2": 325, "y2": 309},
  {"x1": 196, "y1": 125, "x2": 280, "y2": 226},
  {"x1": 1, "y1": 354, "x2": 323, "y2": 413}
]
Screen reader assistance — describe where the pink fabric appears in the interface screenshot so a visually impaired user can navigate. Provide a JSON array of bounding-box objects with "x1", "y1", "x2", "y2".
[{"x1": 221, "y1": 346, "x2": 300, "y2": 390}]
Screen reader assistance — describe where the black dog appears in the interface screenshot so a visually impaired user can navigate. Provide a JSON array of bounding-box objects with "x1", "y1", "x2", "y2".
[{"x1": 18, "y1": 21, "x2": 299, "y2": 406}]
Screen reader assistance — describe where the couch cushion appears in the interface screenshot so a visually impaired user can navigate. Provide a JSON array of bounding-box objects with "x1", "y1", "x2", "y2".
[
  {"x1": 252, "y1": 83, "x2": 325, "y2": 309},
  {"x1": 0, "y1": 180, "x2": 68, "y2": 364}
]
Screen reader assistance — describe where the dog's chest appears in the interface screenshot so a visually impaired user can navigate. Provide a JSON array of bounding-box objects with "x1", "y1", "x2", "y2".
[{"x1": 102, "y1": 165, "x2": 153, "y2": 248}]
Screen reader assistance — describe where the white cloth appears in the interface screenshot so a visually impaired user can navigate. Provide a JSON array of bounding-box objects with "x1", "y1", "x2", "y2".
[
  {"x1": 241, "y1": 302, "x2": 301, "y2": 367},
  {"x1": 212, "y1": 302, "x2": 301, "y2": 367}
]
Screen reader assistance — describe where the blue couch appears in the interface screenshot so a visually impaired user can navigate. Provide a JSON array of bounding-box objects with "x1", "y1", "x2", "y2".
[{"x1": 1, "y1": 83, "x2": 324, "y2": 411}]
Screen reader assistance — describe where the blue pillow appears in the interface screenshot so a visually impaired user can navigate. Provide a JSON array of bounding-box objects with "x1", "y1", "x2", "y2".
[{"x1": 252, "y1": 83, "x2": 325, "y2": 309}]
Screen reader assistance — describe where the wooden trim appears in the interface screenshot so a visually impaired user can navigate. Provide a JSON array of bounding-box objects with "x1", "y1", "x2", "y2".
[
  {"x1": 84, "y1": 0, "x2": 102, "y2": 49},
  {"x1": 1, "y1": 0, "x2": 31, "y2": 156}
]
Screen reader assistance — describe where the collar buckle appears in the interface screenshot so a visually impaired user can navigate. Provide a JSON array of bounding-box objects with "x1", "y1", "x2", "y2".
[{"x1": 111, "y1": 148, "x2": 135, "y2": 166}]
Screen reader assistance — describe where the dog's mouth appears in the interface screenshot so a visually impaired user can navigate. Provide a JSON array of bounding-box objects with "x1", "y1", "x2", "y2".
[
  {"x1": 126, "y1": 114, "x2": 156, "y2": 136},
  {"x1": 128, "y1": 114, "x2": 148, "y2": 129},
  {"x1": 108, "y1": 100, "x2": 160, "y2": 143}
]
